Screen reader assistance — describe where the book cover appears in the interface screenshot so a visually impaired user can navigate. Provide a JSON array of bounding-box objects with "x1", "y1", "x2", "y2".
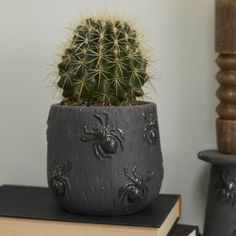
[
  {"x1": 0, "y1": 185, "x2": 181, "y2": 236},
  {"x1": 169, "y1": 224, "x2": 199, "y2": 236}
]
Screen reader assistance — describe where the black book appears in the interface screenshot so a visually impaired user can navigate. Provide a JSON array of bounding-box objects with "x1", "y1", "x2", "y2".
[
  {"x1": 169, "y1": 224, "x2": 199, "y2": 236},
  {"x1": 0, "y1": 185, "x2": 181, "y2": 236}
]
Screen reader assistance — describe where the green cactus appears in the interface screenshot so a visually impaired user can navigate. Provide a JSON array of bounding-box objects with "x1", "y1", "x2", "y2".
[{"x1": 57, "y1": 16, "x2": 150, "y2": 106}]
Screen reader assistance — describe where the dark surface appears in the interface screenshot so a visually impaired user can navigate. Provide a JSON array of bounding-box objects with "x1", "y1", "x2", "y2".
[
  {"x1": 0, "y1": 185, "x2": 179, "y2": 228},
  {"x1": 168, "y1": 224, "x2": 199, "y2": 236},
  {"x1": 198, "y1": 150, "x2": 236, "y2": 236},
  {"x1": 47, "y1": 103, "x2": 164, "y2": 215}
]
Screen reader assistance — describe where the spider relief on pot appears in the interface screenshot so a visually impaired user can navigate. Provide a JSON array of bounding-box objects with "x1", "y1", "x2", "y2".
[
  {"x1": 50, "y1": 162, "x2": 72, "y2": 197},
  {"x1": 233, "y1": 229, "x2": 236, "y2": 236},
  {"x1": 143, "y1": 112, "x2": 159, "y2": 145},
  {"x1": 215, "y1": 171, "x2": 236, "y2": 206},
  {"x1": 81, "y1": 112, "x2": 125, "y2": 160},
  {"x1": 118, "y1": 166, "x2": 154, "y2": 205}
]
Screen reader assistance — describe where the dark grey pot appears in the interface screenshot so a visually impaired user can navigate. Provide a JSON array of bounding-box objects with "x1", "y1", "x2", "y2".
[
  {"x1": 47, "y1": 102, "x2": 163, "y2": 216},
  {"x1": 198, "y1": 150, "x2": 236, "y2": 236}
]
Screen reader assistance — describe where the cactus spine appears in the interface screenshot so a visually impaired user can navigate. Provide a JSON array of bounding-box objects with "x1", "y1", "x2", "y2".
[{"x1": 57, "y1": 16, "x2": 150, "y2": 106}]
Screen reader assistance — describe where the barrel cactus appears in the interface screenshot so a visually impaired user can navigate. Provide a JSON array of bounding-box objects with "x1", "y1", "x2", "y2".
[{"x1": 57, "y1": 16, "x2": 151, "y2": 106}]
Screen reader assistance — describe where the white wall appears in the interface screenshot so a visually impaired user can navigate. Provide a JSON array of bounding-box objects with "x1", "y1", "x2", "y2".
[{"x1": 0, "y1": 0, "x2": 217, "y2": 232}]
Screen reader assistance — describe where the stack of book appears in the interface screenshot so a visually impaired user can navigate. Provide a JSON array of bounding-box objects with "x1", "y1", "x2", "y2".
[{"x1": 0, "y1": 185, "x2": 199, "y2": 236}]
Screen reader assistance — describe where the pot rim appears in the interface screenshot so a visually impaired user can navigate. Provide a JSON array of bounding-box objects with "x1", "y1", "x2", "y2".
[{"x1": 50, "y1": 101, "x2": 156, "y2": 110}]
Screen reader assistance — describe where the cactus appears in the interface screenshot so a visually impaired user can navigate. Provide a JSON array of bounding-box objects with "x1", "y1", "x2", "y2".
[{"x1": 57, "y1": 16, "x2": 151, "y2": 106}]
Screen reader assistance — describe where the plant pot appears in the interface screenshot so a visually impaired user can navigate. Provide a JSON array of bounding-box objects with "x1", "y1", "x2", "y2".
[{"x1": 47, "y1": 102, "x2": 163, "y2": 216}]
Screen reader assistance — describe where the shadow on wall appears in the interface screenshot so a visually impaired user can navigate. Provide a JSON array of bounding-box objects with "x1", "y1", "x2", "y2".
[
  {"x1": 195, "y1": 164, "x2": 211, "y2": 215},
  {"x1": 160, "y1": 0, "x2": 216, "y2": 232}
]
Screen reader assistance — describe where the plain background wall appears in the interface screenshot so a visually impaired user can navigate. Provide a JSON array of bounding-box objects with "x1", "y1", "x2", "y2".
[{"x1": 0, "y1": 0, "x2": 218, "y2": 232}]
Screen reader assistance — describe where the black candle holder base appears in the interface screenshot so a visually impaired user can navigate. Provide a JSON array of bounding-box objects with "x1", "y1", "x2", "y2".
[{"x1": 198, "y1": 150, "x2": 236, "y2": 236}]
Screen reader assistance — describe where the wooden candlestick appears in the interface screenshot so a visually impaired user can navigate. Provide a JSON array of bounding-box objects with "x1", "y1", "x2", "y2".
[
  {"x1": 196, "y1": 3, "x2": 236, "y2": 235},
  {"x1": 216, "y1": 0, "x2": 236, "y2": 154}
]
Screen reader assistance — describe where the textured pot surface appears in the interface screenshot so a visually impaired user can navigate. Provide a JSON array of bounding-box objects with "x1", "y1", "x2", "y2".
[
  {"x1": 199, "y1": 150, "x2": 236, "y2": 236},
  {"x1": 47, "y1": 102, "x2": 163, "y2": 216}
]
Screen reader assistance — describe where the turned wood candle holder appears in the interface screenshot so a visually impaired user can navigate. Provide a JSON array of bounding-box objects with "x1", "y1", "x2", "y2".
[
  {"x1": 198, "y1": 1, "x2": 236, "y2": 236},
  {"x1": 216, "y1": 0, "x2": 236, "y2": 154}
]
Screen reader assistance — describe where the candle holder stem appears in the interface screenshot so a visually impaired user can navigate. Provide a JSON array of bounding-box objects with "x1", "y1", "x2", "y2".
[{"x1": 216, "y1": 0, "x2": 236, "y2": 154}]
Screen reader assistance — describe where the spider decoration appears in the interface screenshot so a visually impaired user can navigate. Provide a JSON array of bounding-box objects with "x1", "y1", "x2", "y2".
[
  {"x1": 118, "y1": 166, "x2": 154, "y2": 205},
  {"x1": 81, "y1": 112, "x2": 125, "y2": 160},
  {"x1": 143, "y1": 112, "x2": 159, "y2": 145},
  {"x1": 233, "y1": 228, "x2": 236, "y2": 236},
  {"x1": 50, "y1": 161, "x2": 72, "y2": 197},
  {"x1": 215, "y1": 171, "x2": 236, "y2": 206}
]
